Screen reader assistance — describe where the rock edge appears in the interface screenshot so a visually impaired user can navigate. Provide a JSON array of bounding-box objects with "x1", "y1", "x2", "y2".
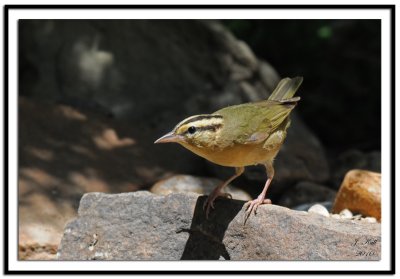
[{"x1": 58, "y1": 191, "x2": 381, "y2": 261}]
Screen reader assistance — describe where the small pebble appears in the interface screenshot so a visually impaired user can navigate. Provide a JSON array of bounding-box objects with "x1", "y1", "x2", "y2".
[
  {"x1": 308, "y1": 204, "x2": 330, "y2": 217},
  {"x1": 339, "y1": 209, "x2": 353, "y2": 219},
  {"x1": 331, "y1": 214, "x2": 340, "y2": 219},
  {"x1": 363, "y1": 217, "x2": 377, "y2": 223},
  {"x1": 352, "y1": 214, "x2": 363, "y2": 220}
]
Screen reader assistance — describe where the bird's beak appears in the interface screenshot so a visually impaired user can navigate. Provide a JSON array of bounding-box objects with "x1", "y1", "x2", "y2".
[{"x1": 154, "y1": 131, "x2": 182, "y2": 144}]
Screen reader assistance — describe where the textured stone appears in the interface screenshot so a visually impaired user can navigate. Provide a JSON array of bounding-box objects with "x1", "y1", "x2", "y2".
[
  {"x1": 151, "y1": 175, "x2": 251, "y2": 201},
  {"x1": 333, "y1": 170, "x2": 381, "y2": 221},
  {"x1": 58, "y1": 191, "x2": 381, "y2": 260},
  {"x1": 19, "y1": 20, "x2": 274, "y2": 121}
]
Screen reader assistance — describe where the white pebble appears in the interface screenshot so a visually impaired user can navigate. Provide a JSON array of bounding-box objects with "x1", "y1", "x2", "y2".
[
  {"x1": 364, "y1": 217, "x2": 377, "y2": 223},
  {"x1": 340, "y1": 209, "x2": 353, "y2": 219},
  {"x1": 308, "y1": 204, "x2": 330, "y2": 217},
  {"x1": 331, "y1": 214, "x2": 341, "y2": 219}
]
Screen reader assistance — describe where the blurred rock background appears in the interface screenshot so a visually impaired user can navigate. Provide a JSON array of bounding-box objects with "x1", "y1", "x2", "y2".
[{"x1": 18, "y1": 19, "x2": 381, "y2": 259}]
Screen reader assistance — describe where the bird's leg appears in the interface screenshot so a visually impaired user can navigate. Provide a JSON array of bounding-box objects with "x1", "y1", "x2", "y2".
[
  {"x1": 204, "y1": 166, "x2": 244, "y2": 218},
  {"x1": 245, "y1": 161, "x2": 275, "y2": 219}
]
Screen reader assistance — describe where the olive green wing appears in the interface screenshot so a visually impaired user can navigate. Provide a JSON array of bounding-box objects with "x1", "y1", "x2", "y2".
[
  {"x1": 242, "y1": 101, "x2": 296, "y2": 144},
  {"x1": 215, "y1": 101, "x2": 296, "y2": 145},
  {"x1": 214, "y1": 76, "x2": 302, "y2": 145}
]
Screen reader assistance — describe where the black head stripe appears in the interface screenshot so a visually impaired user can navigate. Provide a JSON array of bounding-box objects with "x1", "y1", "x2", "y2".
[
  {"x1": 197, "y1": 124, "x2": 223, "y2": 132},
  {"x1": 183, "y1": 124, "x2": 223, "y2": 135}
]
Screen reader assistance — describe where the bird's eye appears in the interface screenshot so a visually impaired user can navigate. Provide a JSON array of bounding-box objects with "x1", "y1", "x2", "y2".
[{"x1": 188, "y1": 126, "x2": 196, "y2": 134}]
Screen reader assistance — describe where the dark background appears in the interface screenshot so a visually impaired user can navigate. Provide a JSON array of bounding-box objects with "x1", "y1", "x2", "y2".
[
  {"x1": 224, "y1": 19, "x2": 381, "y2": 153},
  {"x1": 19, "y1": 19, "x2": 382, "y2": 154},
  {"x1": 18, "y1": 19, "x2": 382, "y2": 210}
]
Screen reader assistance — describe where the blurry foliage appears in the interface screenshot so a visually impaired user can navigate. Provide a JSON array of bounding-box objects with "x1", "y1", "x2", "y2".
[
  {"x1": 317, "y1": 26, "x2": 332, "y2": 39},
  {"x1": 223, "y1": 20, "x2": 381, "y2": 152}
]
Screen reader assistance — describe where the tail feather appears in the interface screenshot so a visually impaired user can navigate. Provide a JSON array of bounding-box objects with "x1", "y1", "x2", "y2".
[
  {"x1": 278, "y1": 97, "x2": 301, "y2": 109},
  {"x1": 268, "y1": 76, "x2": 303, "y2": 101}
]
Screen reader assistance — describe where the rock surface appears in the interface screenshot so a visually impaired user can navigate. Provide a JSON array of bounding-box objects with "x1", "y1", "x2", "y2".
[
  {"x1": 58, "y1": 191, "x2": 381, "y2": 260},
  {"x1": 151, "y1": 174, "x2": 251, "y2": 201},
  {"x1": 333, "y1": 170, "x2": 381, "y2": 221}
]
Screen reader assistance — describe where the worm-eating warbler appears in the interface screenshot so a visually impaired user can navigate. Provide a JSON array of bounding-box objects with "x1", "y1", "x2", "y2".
[{"x1": 155, "y1": 77, "x2": 303, "y2": 219}]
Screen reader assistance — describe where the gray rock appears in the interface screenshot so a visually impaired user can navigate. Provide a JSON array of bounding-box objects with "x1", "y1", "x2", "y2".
[
  {"x1": 279, "y1": 181, "x2": 336, "y2": 208},
  {"x1": 19, "y1": 20, "x2": 271, "y2": 121},
  {"x1": 150, "y1": 174, "x2": 251, "y2": 201},
  {"x1": 58, "y1": 191, "x2": 381, "y2": 260},
  {"x1": 258, "y1": 60, "x2": 281, "y2": 93}
]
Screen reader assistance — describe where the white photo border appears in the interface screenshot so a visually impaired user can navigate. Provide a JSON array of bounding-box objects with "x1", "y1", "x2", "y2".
[{"x1": 3, "y1": 4, "x2": 395, "y2": 274}]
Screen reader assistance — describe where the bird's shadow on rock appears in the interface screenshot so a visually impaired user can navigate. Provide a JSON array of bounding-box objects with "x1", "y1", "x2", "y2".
[{"x1": 180, "y1": 195, "x2": 244, "y2": 260}]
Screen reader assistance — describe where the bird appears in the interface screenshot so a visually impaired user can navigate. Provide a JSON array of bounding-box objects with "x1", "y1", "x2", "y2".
[{"x1": 154, "y1": 76, "x2": 303, "y2": 219}]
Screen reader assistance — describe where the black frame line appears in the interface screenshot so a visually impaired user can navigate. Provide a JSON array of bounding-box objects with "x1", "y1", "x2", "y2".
[{"x1": 3, "y1": 4, "x2": 395, "y2": 275}]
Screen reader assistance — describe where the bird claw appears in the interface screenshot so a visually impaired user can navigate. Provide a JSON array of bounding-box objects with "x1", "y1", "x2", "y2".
[
  {"x1": 203, "y1": 197, "x2": 215, "y2": 219},
  {"x1": 203, "y1": 191, "x2": 232, "y2": 219},
  {"x1": 243, "y1": 198, "x2": 272, "y2": 224}
]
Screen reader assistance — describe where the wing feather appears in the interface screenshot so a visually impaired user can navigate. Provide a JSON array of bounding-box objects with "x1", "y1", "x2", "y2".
[{"x1": 214, "y1": 76, "x2": 302, "y2": 146}]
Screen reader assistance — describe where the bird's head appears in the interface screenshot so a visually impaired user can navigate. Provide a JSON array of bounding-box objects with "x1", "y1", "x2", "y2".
[{"x1": 154, "y1": 114, "x2": 224, "y2": 149}]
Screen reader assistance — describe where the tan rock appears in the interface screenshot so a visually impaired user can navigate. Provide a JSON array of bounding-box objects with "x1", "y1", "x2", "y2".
[{"x1": 332, "y1": 170, "x2": 381, "y2": 221}]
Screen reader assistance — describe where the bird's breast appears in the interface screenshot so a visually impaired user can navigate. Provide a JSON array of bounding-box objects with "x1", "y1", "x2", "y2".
[{"x1": 180, "y1": 141, "x2": 281, "y2": 167}]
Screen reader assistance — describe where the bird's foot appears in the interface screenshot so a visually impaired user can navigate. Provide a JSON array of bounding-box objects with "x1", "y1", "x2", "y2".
[
  {"x1": 244, "y1": 196, "x2": 271, "y2": 223},
  {"x1": 203, "y1": 191, "x2": 232, "y2": 219}
]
